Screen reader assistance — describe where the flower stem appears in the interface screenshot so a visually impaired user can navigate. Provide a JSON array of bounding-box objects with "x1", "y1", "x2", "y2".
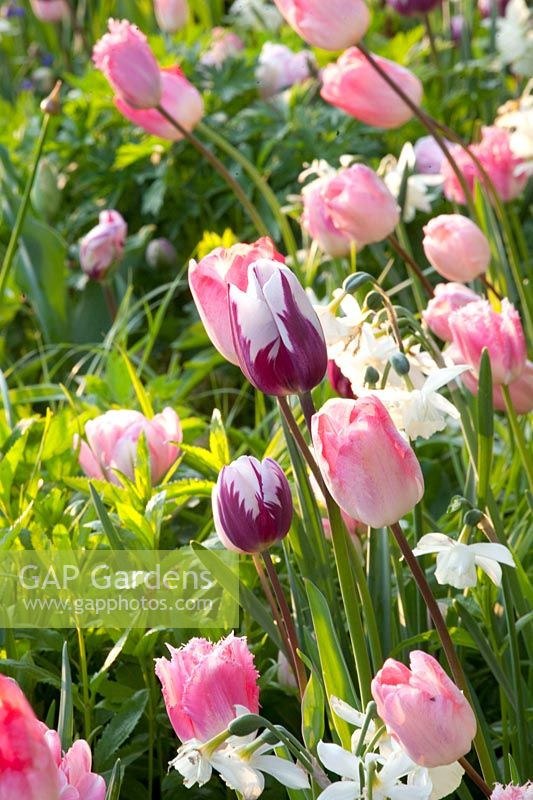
[
  {"x1": 458, "y1": 757, "x2": 492, "y2": 797},
  {"x1": 0, "y1": 113, "x2": 52, "y2": 303},
  {"x1": 389, "y1": 521, "x2": 496, "y2": 785},
  {"x1": 156, "y1": 106, "x2": 269, "y2": 239},
  {"x1": 387, "y1": 234, "x2": 434, "y2": 298},
  {"x1": 103, "y1": 282, "x2": 118, "y2": 321},
  {"x1": 501, "y1": 383, "x2": 533, "y2": 491}
]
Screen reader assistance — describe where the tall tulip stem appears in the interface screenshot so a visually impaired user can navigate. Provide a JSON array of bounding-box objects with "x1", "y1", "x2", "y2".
[
  {"x1": 458, "y1": 757, "x2": 492, "y2": 797},
  {"x1": 155, "y1": 106, "x2": 269, "y2": 239}
]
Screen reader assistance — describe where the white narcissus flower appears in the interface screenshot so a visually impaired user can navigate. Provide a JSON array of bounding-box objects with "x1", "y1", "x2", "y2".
[
  {"x1": 496, "y1": 0, "x2": 533, "y2": 77},
  {"x1": 213, "y1": 742, "x2": 310, "y2": 800},
  {"x1": 380, "y1": 143, "x2": 443, "y2": 223},
  {"x1": 413, "y1": 533, "x2": 516, "y2": 588},
  {"x1": 313, "y1": 291, "x2": 365, "y2": 348}
]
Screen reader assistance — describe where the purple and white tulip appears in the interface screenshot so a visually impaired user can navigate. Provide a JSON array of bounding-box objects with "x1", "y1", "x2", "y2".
[
  {"x1": 212, "y1": 455, "x2": 293, "y2": 553},
  {"x1": 229, "y1": 260, "x2": 328, "y2": 396}
]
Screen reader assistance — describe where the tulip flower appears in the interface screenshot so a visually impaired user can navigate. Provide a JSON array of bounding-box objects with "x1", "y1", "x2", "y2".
[
  {"x1": 311, "y1": 396, "x2": 424, "y2": 527},
  {"x1": 387, "y1": 0, "x2": 441, "y2": 15},
  {"x1": 414, "y1": 136, "x2": 447, "y2": 174},
  {"x1": 371, "y1": 651, "x2": 477, "y2": 767},
  {"x1": 146, "y1": 237, "x2": 177, "y2": 269},
  {"x1": 273, "y1": 0, "x2": 370, "y2": 50},
  {"x1": 188, "y1": 237, "x2": 285, "y2": 364},
  {"x1": 0, "y1": 675, "x2": 61, "y2": 800},
  {"x1": 301, "y1": 176, "x2": 352, "y2": 257},
  {"x1": 256, "y1": 42, "x2": 316, "y2": 99},
  {"x1": 115, "y1": 65, "x2": 204, "y2": 141},
  {"x1": 423, "y1": 215, "x2": 491, "y2": 283},
  {"x1": 229, "y1": 259, "x2": 328, "y2": 395},
  {"x1": 154, "y1": 0, "x2": 188, "y2": 32},
  {"x1": 327, "y1": 359, "x2": 357, "y2": 399},
  {"x1": 30, "y1": 0, "x2": 68, "y2": 22},
  {"x1": 321, "y1": 48, "x2": 423, "y2": 129},
  {"x1": 491, "y1": 783, "x2": 533, "y2": 800},
  {"x1": 93, "y1": 18, "x2": 162, "y2": 109},
  {"x1": 79, "y1": 210, "x2": 127, "y2": 281},
  {"x1": 155, "y1": 633, "x2": 260, "y2": 742},
  {"x1": 212, "y1": 455, "x2": 293, "y2": 553},
  {"x1": 453, "y1": 352, "x2": 533, "y2": 414},
  {"x1": 75, "y1": 407, "x2": 182, "y2": 486},
  {"x1": 423, "y1": 283, "x2": 480, "y2": 341},
  {"x1": 449, "y1": 299, "x2": 527, "y2": 384},
  {"x1": 200, "y1": 27, "x2": 244, "y2": 68},
  {"x1": 44, "y1": 731, "x2": 106, "y2": 800}
]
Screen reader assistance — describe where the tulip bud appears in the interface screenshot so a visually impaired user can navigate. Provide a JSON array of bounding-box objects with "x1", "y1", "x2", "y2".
[
  {"x1": 312, "y1": 396, "x2": 424, "y2": 528},
  {"x1": 256, "y1": 42, "x2": 315, "y2": 99},
  {"x1": 93, "y1": 18, "x2": 162, "y2": 109},
  {"x1": 273, "y1": 0, "x2": 370, "y2": 51},
  {"x1": 413, "y1": 136, "x2": 447, "y2": 174},
  {"x1": 449, "y1": 299, "x2": 526, "y2": 385},
  {"x1": 30, "y1": 0, "x2": 69, "y2": 22},
  {"x1": 212, "y1": 455, "x2": 293, "y2": 553},
  {"x1": 154, "y1": 0, "x2": 188, "y2": 33},
  {"x1": 229, "y1": 260, "x2": 328, "y2": 396},
  {"x1": 79, "y1": 210, "x2": 127, "y2": 281},
  {"x1": 321, "y1": 48, "x2": 423, "y2": 129},
  {"x1": 422, "y1": 283, "x2": 479, "y2": 342},
  {"x1": 301, "y1": 176, "x2": 352, "y2": 258},
  {"x1": 146, "y1": 237, "x2": 178, "y2": 269},
  {"x1": 423, "y1": 215, "x2": 491, "y2": 282},
  {"x1": 31, "y1": 158, "x2": 61, "y2": 219},
  {"x1": 371, "y1": 651, "x2": 477, "y2": 767}
]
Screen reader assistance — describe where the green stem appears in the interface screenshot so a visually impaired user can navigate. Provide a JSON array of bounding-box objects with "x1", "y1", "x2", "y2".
[
  {"x1": 197, "y1": 120, "x2": 299, "y2": 265},
  {"x1": 103, "y1": 282, "x2": 118, "y2": 321},
  {"x1": 156, "y1": 106, "x2": 269, "y2": 238},
  {"x1": 76, "y1": 626, "x2": 92, "y2": 741},
  {"x1": 501, "y1": 384, "x2": 533, "y2": 491},
  {"x1": 387, "y1": 234, "x2": 434, "y2": 298},
  {"x1": 0, "y1": 114, "x2": 51, "y2": 303}
]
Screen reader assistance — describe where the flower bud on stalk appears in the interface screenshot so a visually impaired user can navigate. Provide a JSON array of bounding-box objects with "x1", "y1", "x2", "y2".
[{"x1": 422, "y1": 214, "x2": 491, "y2": 283}]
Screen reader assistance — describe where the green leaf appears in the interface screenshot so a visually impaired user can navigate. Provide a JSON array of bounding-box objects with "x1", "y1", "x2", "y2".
[
  {"x1": 209, "y1": 408, "x2": 230, "y2": 468},
  {"x1": 105, "y1": 759, "x2": 124, "y2": 800},
  {"x1": 477, "y1": 348, "x2": 493, "y2": 507},
  {"x1": 301, "y1": 667, "x2": 325, "y2": 752},
  {"x1": 57, "y1": 641, "x2": 73, "y2": 751},
  {"x1": 89, "y1": 484, "x2": 125, "y2": 550},
  {"x1": 94, "y1": 689, "x2": 148, "y2": 771}
]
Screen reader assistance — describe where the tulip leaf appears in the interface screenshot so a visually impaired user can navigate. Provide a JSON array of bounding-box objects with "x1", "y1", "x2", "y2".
[
  {"x1": 477, "y1": 348, "x2": 493, "y2": 508},
  {"x1": 209, "y1": 408, "x2": 231, "y2": 468},
  {"x1": 105, "y1": 759, "x2": 124, "y2": 800},
  {"x1": 89, "y1": 483, "x2": 125, "y2": 550},
  {"x1": 57, "y1": 641, "x2": 73, "y2": 751},
  {"x1": 301, "y1": 666, "x2": 325, "y2": 752}
]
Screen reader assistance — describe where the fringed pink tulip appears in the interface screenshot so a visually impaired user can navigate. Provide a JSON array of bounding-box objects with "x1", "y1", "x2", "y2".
[
  {"x1": 321, "y1": 48, "x2": 423, "y2": 129},
  {"x1": 273, "y1": 0, "x2": 370, "y2": 50},
  {"x1": 154, "y1": 0, "x2": 188, "y2": 33},
  {"x1": 75, "y1": 407, "x2": 182, "y2": 486},
  {"x1": 442, "y1": 127, "x2": 528, "y2": 204},
  {"x1": 229, "y1": 260, "x2": 328, "y2": 396},
  {"x1": 301, "y1": 177, "x2": 352, "y2": 258},
  {"x1": 79, "y1": 210, "x2": 127, "y2": 281},
  {"x1": 188, "y1": 237, "x2": 285, "y2": 364},
  {"x1": 30, "y1": 0, "x2": 69, "y2": 22},
  {"x1": 449, "y1": 299, "x2": 527, "y2": 384},
  {"x1": 0, "y1": 675, "x2": 61, "y2": 800},
  {"x1": 200, "y1": 27, "x2": 244, "y2": 68},
  {"x1": 311, "y1": 396, "x2": 424, "y2": 528},
  {"x1": 422, "y1": 214, "x2": 491, "y2": 282},
  {"x1": 115, "y1": 65, "x2": 203, "y2": 141},
  {"x1": 93, "y1": 18, "x2": 162, "y2": 109},
  {"x1": 212, "y1": 455, "x2": 293, "y2": 553},
  {"x1": 256, "y1": 43, "x2": 315, "y2": 99},
  {"x1": 155, "y1": 633, "x2": 260, "y2": 742},
  {"x1": 459, "y1": 359, "x2": 533, "y2": 414},
  {"x1": 371, "y1": 651, "x2": 477, "y2": 767},
  {"x1": 44, "y1": 732, "x2": 105, "y2": 800},
  {"x1": 491, "y1": 783, "x2": 533, "y2": 800},
  {"x1": 423, "y1": 283, "x2": 480, "y2": 341}
]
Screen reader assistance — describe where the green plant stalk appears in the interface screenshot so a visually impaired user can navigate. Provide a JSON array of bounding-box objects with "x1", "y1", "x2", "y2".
[
  {"x1": 156, "y1": 106, "x2": 269, "y2": 239},
  {"x1": 346, "y1": 534, "x2": 383, "y2": 672},
  {"x1": 387, "y1": 234, "x2": 434, "y2": 299},
  {"x1": 501, "y1": 384, "x2": 533, "y2": 491},
  {"x1": 197, "y1": 120, "x2": 299, "y2": 265},
  {"x1": 0, "y1": 114, "x2": 51, "y2": 303},
  {"x1": 76, "y1": 626, "x2": 92, "y2": 741}
]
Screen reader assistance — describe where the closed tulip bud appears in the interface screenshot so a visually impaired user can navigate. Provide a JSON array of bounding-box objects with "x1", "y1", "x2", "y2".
[
  {"x1": 30, "y1": 158, "x2": 61, "y2": 219},
  {"x1": 301, "y1": 177, "x2": 352, "y2": 258},
  {"x1": 93, "y1": 18, "x2": 162, "y2": 109},
  {"x1": 0, "y1": 675, "x2": 61, "y2": 800},
  {"x1": 229, "y1": 260, "x2": 328, "y2": 396},
  {"x1": 423, "y1": 283, "x2": 480, "y2": 341},
  {"x1": 413, "y1": 136, "x2": 446, "y2": 174},
  {"x1": 321, "y1": 48, "x2": 423, "y2": 129},
  {"x1": 273, "y1": 0, "x2": 370, "y2": 50},
  {"x1": 449, "y1": 299, "x2": 526, "y2": 385},
  {"x1": 328, "y1": 359, "x2": 356, "y2": 399},
  {"x1": 212, "y1": 455, "x2": 293, "y2": 553},
  {"x1": 423, "y1": 214, "x2": 491, "y2": 282},
  {"x1": 155, "y1": 634, "x2": 260, "y2": 742},
  {"x1": 387, "y1": 0, "x2": 441, "y2": 15},
  {"x1": 189, "y1": 237, "x2": 285, "y2": 365},
  {"x1": 115, "y1": 65, "x2": 203, "y2": 140},
  {"x1": 146, "y1": 237, "x2": 177, "y2": 269},
  {"x1": 75, "y1": 407, "x2": 182, "y2": 486},
  {"x1": 311, "y1": 396, "x2": 424, "y2": 527},
  {"x1": 30, "y1": 0, "x2": 68, "y2": 22},
  {"x1": 371, "y1": 651, "x2": 477, "y2": 767},
  {"x1": 154, "y1": 0, "x2": 188, "y2": 33},
  {"x1": 79, "y1": 210, "x2": 127, "y2": 281}
]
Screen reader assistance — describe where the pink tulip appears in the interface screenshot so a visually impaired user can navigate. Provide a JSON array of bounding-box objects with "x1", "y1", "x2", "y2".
[
  {"x1": 200, "y1": 27, "x2": 244, "y2": 68},
  {"x1": 422, "y1": 214, "x2": 491, "y2": 282},
  {"x1": 413, "y1": 136, "x2": 447, "y2": 174},
  {"x1": 76, "y1": 407, "x2": 182, "y2": 486},
  {"x1": 327, "y1": 359, "x2": 357, "y2": 398},
  {"x1": 93, "y1": 18, "x2": 162, "y2": 109},
  {"x1": 371, "y1": 651, "x2": 477, "y2": 767},
  {"x1": 154, "y1": 0, "x2": 188, "y2": 33},
  {"x1": 188, "y1": 237, "x2": 285, "y2": 364},
  {"x1": 155, "y1": 633, "x2": 260, "y2": 742},
  {"x1": 273, "y1": 0, "x2": 370, "y2": 50},
  {"x1": 450, "y1": 299, "x2": 527, "y2": 385},
  {"x1": 423, "y1": 283, "x2": 480, "y2": 341},
  {"x1": 30, "y1": 0, "x2": 69, "y2": 22},
  {"x1": 311, "y1": 396, "x2": 424, "y2": 528},
  {"x1": 115, "y1": 65, "x2": 203, "y2": 141},
  {"x1": 256, "y1": 42, "x2": 315, "y2": 99},
  {"x1": 44, "y1": 732, "x2": 105, "y2": 800},
  {"x1": 0, "y1": 675, "x2": 61, "y2": 800},
  {"x1": 301, "y1": 177, "x2": 352, "y2": 258},
  {"x1": 79, "y1": 210, "x2": 127, "y2": 281},
  {"x1": 212, "y1": 455, "x2": 293, "y2": 553},
  {"x1": 442, "y1": 127, "x2": 528, "y2": 205},
  {"x1": 459, "y1": 358, "x2": 533, "y2": 414},
  {"x1": 229, "y1": 259, "x2": 328, "y2": 396},
  {"x1": 320, "y1": 164, "x2": 400, "y2": 246},
  {"x1": 491, "y1": 783, "x2": 533, "y2": 800},
  {"x1": 321, "y1": 48, "x2": 423, "y2": 129}
]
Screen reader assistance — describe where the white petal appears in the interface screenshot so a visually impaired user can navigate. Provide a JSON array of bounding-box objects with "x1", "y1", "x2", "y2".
[
  {"x1": 469, "y1": 543, "x2": 516, "y2": 567},
  {"x1": 229, "y1": 283, "x2": 278, "y2": 362},
  {"x1": 213, "y1": 752, "x2": 265, "y2": 800},
  {"x1": 330, "y1": 696, "x2": 366, "y2": 727},
  {"x1": 413, "y1": 533, "x2": 454, "y2": 556},
  {"x1": 318, "y1": 781, "x2": 360, "y2": 800},
  {"x1": 317, "y1": 741, "x2": 360, "y2": 780},
  {"x1": 427, "y1": 762, "x2": 464, "y2": 800},
  {"x1": 252, "y1": 755, "x2": 310, "y2": 789},
  {"x1": 435, "y1": 545, "x2": 478, "y2": 589},
  {"x1": 474, "y1": 556, "x2": 503, "y2": 586},
  {"x1": 423, "y1": 365, "x2": 471, "y2": 394}
]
